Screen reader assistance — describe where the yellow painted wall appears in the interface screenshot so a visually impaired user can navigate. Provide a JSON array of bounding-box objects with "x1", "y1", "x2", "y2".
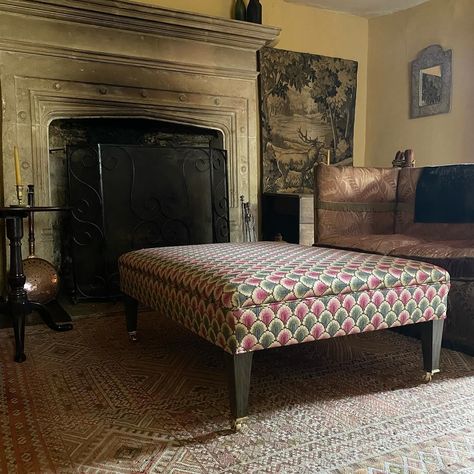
[
  {"x1": 138, "y1": 0, "x2": 369, "y2": 166},
  {"x1": 366, "y1": 0, "x2": 474, "y2": 167}
]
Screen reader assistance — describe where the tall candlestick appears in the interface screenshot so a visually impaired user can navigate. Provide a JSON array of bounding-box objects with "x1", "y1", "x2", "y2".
[
  {"x1": 14, "y1": 146, "x2": 22, "y2": 186},
  {"x1": 327, "y1": 149, "x2": 331, "y2": 165}
]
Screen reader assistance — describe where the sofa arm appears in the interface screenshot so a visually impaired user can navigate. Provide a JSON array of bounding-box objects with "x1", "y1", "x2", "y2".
[{"x1": 314, "y1": 164, "x2": 400, "y2": 242}]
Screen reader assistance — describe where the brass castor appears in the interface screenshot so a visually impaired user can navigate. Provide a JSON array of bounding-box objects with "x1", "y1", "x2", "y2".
[
  {"x1": 231, "y1": 417, "x2": 248, "y2": 432},
  {"x1": 128, "y1": 331, "x2": 138, "y2": 342},
  {"x1": 422, "y1": 369, "x2": 440, "y2": 383}
]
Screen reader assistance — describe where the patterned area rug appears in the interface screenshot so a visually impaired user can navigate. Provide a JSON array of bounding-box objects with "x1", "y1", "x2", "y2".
[{"x1": 0, "y1": 312, "x2": 474, "y2": 473}]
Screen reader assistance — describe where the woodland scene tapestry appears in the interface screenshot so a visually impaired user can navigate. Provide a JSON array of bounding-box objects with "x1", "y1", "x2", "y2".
[{"x1": 259, "y1": 47, "x2": 358, "y2": 193}]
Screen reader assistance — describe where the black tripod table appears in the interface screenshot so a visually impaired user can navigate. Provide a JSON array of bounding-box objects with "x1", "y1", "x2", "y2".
[{"x1": 0, "y1": 206, "x2": 73, "y2": 362}]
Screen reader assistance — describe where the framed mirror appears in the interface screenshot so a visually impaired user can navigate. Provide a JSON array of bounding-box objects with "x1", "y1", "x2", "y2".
[{"x1": 410, "y1": 44, "x2": 452, "y2": 118}]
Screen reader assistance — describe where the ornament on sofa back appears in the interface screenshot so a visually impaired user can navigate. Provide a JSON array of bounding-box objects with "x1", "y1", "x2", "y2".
[{"x1": 393, "y1": 149, "x2": 416, "y2": 168}]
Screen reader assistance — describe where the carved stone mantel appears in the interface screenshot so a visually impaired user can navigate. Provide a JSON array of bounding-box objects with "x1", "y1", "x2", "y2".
[{"x1": 0, "y1": 0, "x2": 280, "y2": 265}]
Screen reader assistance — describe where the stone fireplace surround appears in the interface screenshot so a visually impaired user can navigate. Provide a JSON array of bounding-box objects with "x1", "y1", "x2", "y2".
[{"x1": 0, "y1": 0, "x2": 280, "y2": 271}]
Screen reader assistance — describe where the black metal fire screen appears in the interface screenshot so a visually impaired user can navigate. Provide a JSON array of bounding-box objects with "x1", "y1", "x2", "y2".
[{"x1": 66, "y1": 144, "x2": 229, "y2": 300}]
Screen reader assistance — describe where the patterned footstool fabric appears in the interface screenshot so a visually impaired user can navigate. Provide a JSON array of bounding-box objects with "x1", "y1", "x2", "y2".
[{"x1": 119, "y1": 242, "x2": 449, "y2": 354}]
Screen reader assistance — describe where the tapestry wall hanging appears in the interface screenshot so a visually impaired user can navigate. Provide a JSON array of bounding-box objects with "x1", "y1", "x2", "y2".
[{"x1": 259, "y1": 47, "x2": 358, "y2": 194}]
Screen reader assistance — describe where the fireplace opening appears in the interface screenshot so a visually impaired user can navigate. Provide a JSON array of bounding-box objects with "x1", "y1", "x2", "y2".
[{"x1": 48, "y1": 118, "x2": 229, "y2": 301}]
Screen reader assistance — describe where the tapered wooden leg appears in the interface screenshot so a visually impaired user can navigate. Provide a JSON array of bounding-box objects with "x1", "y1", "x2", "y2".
[
  {"x1": 6, "y1": 217, "x2": 28, "y2": 362},
  {"x1": 224, "y1": 351, "x2": 253, "y2": 430},
  {"x1": 420, "y1": 319, "x2": 444, "y2": 381},
  {"x1": 123, "y1": 295, "x2": 138, "y2": 342}
]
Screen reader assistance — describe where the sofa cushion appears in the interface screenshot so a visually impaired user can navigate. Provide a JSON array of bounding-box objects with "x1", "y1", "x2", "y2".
[
  {"x1": 315, "y1": 164, "x2": 399, "y2": 241},
  {"x1": 391, "y1": 240, "x2": 474, "y2": 279},
  {"x1": 396, "y1": 167, "x2": 474, "y2": 240},
  {"x1": 414, "y1": 165, "x2": 474, "y2": 223},
  {"x1": 319, "y1": 234, "x2": 424, "y2": 256},
  {"x1": 320, "y1": 234, "x2": 474, "y2": 279}
]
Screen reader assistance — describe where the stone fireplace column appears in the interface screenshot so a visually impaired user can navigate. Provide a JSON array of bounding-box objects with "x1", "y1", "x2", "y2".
[{"x1": 0, "y1": 0, "x2": 280, "y2": 278}]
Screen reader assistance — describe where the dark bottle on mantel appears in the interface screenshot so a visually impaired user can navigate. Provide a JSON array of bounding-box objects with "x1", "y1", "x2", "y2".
[
  {"x1": 246, "y1": 0, "x2": 262, "y2": 24},
  {"x1": 234, "y1": 0, "x2": 246, "y2": 20}
]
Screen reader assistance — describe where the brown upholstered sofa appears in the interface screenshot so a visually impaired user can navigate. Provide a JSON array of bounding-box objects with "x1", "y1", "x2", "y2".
[{"x1": 314, "y1": 163, "x2": 474, "y2": 355}]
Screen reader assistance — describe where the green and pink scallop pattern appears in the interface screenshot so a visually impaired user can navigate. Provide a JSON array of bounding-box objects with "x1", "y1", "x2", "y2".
[{"x1": 119, "y1": 242, "x2": 449, "y2": 354}]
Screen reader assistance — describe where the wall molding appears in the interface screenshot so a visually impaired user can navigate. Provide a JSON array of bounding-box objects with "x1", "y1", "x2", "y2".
[{"x1": 0, "y1": 0, "x2": 280, "y2": 50}]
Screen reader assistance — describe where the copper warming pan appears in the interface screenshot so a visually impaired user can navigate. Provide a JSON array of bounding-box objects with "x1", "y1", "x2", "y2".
[{"x1": 23, "y1": 185, "x2": 60, "y2": 304}]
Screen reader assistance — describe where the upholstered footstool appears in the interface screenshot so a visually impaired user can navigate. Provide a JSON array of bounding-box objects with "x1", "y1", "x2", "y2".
[{"x1": 118, "y1": 242, "x2": 449, "y2": 429}]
